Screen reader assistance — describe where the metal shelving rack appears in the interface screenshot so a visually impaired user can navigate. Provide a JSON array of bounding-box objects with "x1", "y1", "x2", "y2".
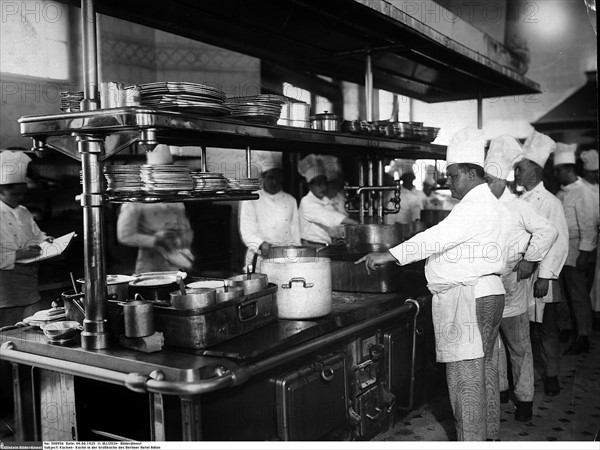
[{"x1": 17, "y1": 0, "x2": 540, "y2": 350}]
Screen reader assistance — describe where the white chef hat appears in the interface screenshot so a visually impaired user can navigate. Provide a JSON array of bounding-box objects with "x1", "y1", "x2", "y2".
[
  {"x1": 580, "y1": 149, "x2": 599, "y2": 171},
  {"x1": 423, "y1": 164, "x2": 437, "y2": 186},
  {"x1": 298, "y1": 154, "x2": 326, "y2": 183},
  {"x1": 254, "y1": 151, "x2": 282, "y2": 175},
  {"x1": 484, "y1": 135, "x2": 523, "y2": 180},
  {"x1": 0, "y1": 150, "x2": 31, "y2": 185},
  {"x1": 321, "y1": 155, "x2": 343, "y2": 181},
  {"x1": 522, "y1": 130, "x2": 556, "y2": 168},
  {"x1": 553, "y1": 143, "x2": 577, "y2": 167},
  {"x1": 146, "y1": 144, "x2": 174, "y2": 165},
  {"x1": 446, "y1": 127, "x2": 486, "y2": 167}
]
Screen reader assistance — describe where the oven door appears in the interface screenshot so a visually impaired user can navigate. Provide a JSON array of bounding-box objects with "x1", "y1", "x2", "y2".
[{"x1": 274, "y1": 353, "x2": 347, "y2": 440}]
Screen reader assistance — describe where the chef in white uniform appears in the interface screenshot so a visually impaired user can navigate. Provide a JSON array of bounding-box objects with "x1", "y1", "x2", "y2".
[
  {"x1": 298, "y1": 154, "x2": 357, "y2": 247},
  {"x1": 513, "y1": 130, "x2": 568, "y2": 397},
  {"x1": 483, "y1": 135, "x2": 558, "y2": 423},
  {"x1": 580, "y1": 150, "x2": 600, "y2": 315},
  {"x1": 0, "y1": 150, "x2": 53, "y2": 328},
  {"x1": 553, "y1": 143, "x2": 598, "y2": 355},
  {"x1": 238, "y1": 156, "x2": 301, "y2": 270},
  {"x1": 356, "y1": 127, "x2": 510, "y2": 441},
  {"x1": 385, "y1": 161, "x2": 425, "y2": 224},
  {"x1": 117, "y1": 145, "x2": 193, "y2": 273}
]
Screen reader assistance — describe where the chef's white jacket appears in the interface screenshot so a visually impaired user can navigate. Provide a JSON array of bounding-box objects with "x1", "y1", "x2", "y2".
[
  {"x1": 557, "y1": 177, "x2": 598, "y2": 267},
  {"x1": 498, "y1": 189, "x2": 558, "y2": 318},
  {"x1": 520, "y1": 182, "x2": 568, "y2": 322},
  {"x1": 0, "y1": 200, "x2": 47, "y2": 308},
  {"x1": 239, "y1": 189, "x2": 301, "y2": 265},
  {"x1": 117, "y1": 202, "x2": 192, "y2": 273},
  {"x1": 0, "y1": 200, "x2": 46, "y2": 270},
  {"x1": 299, "y1": 191, "x2": 347, "y2": 245},
  {"x1": 388, "y1": 184, "x2": 510, "y2": 362}
]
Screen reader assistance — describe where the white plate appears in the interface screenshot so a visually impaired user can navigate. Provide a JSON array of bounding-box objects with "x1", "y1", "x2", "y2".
[{"x1": 186, "y1": 280, "x2": 225, "y2": 289}]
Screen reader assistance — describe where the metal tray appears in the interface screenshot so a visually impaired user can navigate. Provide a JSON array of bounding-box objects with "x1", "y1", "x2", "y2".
[{"x1": 153, "y1": 284, "x2": 278, "y2": 349}]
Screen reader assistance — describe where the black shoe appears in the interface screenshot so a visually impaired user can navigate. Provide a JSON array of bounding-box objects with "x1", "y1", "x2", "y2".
[
  {"x1": 564, "y1": 336, "x2": 590, "y2": 355},
  {"x1": 515, "y1": 401, "x2": 533, "y2": 422},
  {"x1": 544, "y1": 376, "x2": 560, "y2": 396},
  {"x1": 500, "y1": 390, "x2": 509, "y2": 404}
]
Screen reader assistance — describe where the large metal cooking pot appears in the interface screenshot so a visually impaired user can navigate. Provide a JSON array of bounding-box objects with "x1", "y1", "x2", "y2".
[
  {"x1": 266, "y1": 245, "x2": 317, "y2": 261},
  {"x1": 260, "y1": 257, "x2": 332, "y2": 319},
  {"x1": 420, "y1": 209, "x2": 451, "y2": 225},
  {"x1": 77, "y1": 274, "x2": 135, "y2": 302},
  {"x1": 344, "y1": 224, "x2": 403, "y2": 248},
  {"x1": 128, "y1": 271, "x2": 187, "y2": 301},
  {"x1": 225, "y1": 273, "x2": 268, "y2": 295}
]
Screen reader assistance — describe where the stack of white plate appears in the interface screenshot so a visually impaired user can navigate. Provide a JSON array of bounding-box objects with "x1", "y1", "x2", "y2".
[
  {"x1": 104, "y1": 165, "x2": 144, "y2": 194},
  {"x1": 225, "y1": 94, "x2": 287, "y2": 124},
  {"x1": 140, "y1": 165, "x2": 194, "y2": 194},
  {"x1": 137, "y1": 82, "x2": 230, "y2": 116},
  {"x1": 227, "y1": 177, "x2": 261, "y2": 192},
  {"x1": 190, "y1": 171, "x2": 229, "y2": 193}
]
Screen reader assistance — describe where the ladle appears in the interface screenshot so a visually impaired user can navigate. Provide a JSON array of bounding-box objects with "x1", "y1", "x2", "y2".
[{"x1": 176, "y1": 275, "x2": 187, "y2": 296}]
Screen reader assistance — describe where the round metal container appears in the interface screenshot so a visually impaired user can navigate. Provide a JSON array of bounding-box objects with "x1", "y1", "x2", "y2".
[
  {"x1": 170, "y1": 288, "x2": 216, "y2": 310},
  {"x1": 225, "y1": 273, "x2": 268, "y2": 295},
  {"x1": 260, "y1": 257, "x2": 332, "y2": 319},
  {"x1": 310, "y1": 111, "x2": 340, "y2": 131},
  {"x1": 120, "y1": 300, "x2": 154, "y2": 338},
  {"x1": 344, "y1": 224, "x2": 403, "y2": 248},
  {"x1": 214, "y1": 285, "x2": 245, "y2": 303}
]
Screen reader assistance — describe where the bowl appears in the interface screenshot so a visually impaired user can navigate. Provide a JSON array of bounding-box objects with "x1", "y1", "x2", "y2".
[{"x1": 41, "y1": 321, "x2": 83, "y2": 341}]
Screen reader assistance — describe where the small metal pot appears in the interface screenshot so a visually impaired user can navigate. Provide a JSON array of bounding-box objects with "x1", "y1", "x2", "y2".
[
  {"x1": 214, "y1": 285, "x2": 245, "y2": 303},
  {"x1": 226, "y1": 273, "x2": 268, "y2": 295},
  {"x1": 310, "y1": 111, "x2": 340, "y2": 131},
  {"x1": 170, "y1": 288, "x2": 216, "y2": 310},
  {"x1": 120, "y1": 299, "x2": 154, "y2": 338}
]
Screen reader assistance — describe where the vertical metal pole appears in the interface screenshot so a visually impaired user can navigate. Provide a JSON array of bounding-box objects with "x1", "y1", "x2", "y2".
[
  {"x1": 365, "y1": 47, "x2": 373, "y2": 122},
  {"x1": 477, "y1": 91, "x2": 483, "y2": 129},
  {"x1": 359, "y1": 161, "x2": 365, "y2": 224},
  {"x1": 246, "y1": 146, "x2": 252, "y2": 178},
  {"x1": 81, "y1": 0, "x2": 99, "y2": 111},
  {"x1": 78, "y1": 135, "x2": 110, "y2": 350},
  {"x1": 201, "y1": 146, "x2": 207, "y2": 172},
  {"x1": 367, "y1": 159, "x2": 374, "y2": 219},
  {"x1": 377, "y1": 159, "x2": 384, "y2": 223}
]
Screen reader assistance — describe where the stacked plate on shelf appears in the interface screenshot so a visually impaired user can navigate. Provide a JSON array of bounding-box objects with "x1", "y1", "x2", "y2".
[
  {"x1": 190, "y1": 171, "x2": 229, "y2": 193},
  {"x1": 224, "y1": 94, "x2": 287, "y2": 124},
  {"x1": 104, "y1": 165, "x2": 144, "y2": 194},
  {"x1": 140, "y1": 165, "x2": 194, "y2": 194},
  {"x1": 60, "y1": 91, "x2": 84, "y2": 112},
  {"x1": 227, "y1": 177, "x2": 261, "y2": 192},
  {"x1": 137, "y1": 82, "x2": 230, "y2": 117}
]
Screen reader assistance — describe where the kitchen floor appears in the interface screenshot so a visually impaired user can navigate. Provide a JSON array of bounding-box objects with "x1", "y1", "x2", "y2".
[{"x1": 375, "y1": 324, "x2": 600, "y2": 442}]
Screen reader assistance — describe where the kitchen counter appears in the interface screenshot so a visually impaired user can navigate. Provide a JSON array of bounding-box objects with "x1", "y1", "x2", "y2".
[{"x1": 0, "y1": 290, "x2": 420, "y2": 383}]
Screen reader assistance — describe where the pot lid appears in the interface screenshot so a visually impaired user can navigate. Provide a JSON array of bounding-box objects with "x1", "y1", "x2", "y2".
[
  {"x1": 130, "y1": 271, "x2": 188, "y2": 286},
  {"x1": 310, "y1": 111, "x2": 339, "y2": 120},
  {"x1": 77, "y1": 274, "x2": 138, "y2": 285}
]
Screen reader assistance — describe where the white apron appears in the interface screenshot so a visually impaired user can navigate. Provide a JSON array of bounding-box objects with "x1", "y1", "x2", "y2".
[{"x1": 427, "y1": 280, "x2": 483, "y2": 363}]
